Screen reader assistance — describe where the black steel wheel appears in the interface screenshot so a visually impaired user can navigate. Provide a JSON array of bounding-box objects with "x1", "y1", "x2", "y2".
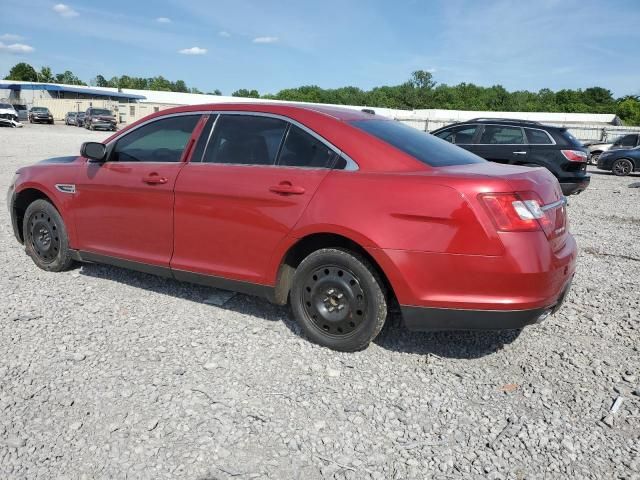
[
  {"x1": 291, "y1": 248, "x2": 388, "y2": 351},
  {"x1": 23, "y1": 199, "x2": 75, "y2": 272},
  {"x1": 612, "y1": 158, "x2": 633, "y2": 177}
]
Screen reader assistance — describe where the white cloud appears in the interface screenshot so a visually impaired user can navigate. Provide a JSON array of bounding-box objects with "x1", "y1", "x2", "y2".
[
  {"x1": 53, "y1": 4, "x2": 79, "y2": 18},
  {"x1": 0, "y1": 42, "x2": 35, "y2": 53},
  {"x1": 0, "y1": 33, "x2": 23, "y2": 41},
  {"x1": 218, "y1": 31, "x2": 231, "y2": 37},
  {"x1": 252, "y1": 36, "x2": 278, "y2": 44},
  {"x1": 178, "y1": 46, "x2": 207, "y2": 55},
  {"x1": 156, "y1": 17, "x2": 171, "y2": 23}
]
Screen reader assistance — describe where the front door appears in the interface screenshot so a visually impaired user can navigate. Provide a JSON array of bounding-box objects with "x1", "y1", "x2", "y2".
[
  {"x1": 172, "y1": 114, "x2": 336, "y2": 285},
  {"x1": 73, "y1": 114, "x2": 203, "y2": 266}
]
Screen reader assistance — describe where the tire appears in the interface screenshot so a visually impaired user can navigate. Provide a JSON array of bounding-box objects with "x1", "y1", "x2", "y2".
[
  {"x1": 290, "y1": 248, "x2": 388, "y2": 352},
  {"x1": 23, "y1": 199, "x2": 75, "y2": 272},
  {"x1": 612, "y1": 158, "x2": 633, "y2": 177},
  {"x1": 590, "y1": 152, "x2": 601, "y2": 165}
]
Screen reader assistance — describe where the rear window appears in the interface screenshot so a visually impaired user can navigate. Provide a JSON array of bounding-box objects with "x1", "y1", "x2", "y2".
[
  {"x1": 349, "y1": 119, "x2": 484, "y2": 167},
  {"x1": 558, "y1": 129, "x2": 583, "y2": 148}
]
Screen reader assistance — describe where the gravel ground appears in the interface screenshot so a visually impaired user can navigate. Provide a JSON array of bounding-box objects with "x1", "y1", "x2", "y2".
[{"x1": 1, "y1": 123, "x2": 639, "y2": 480}]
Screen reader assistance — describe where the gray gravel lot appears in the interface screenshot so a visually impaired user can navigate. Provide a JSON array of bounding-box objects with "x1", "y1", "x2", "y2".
[{"x1": 1, "y1": 123, "x2": 639, "y2": 479}]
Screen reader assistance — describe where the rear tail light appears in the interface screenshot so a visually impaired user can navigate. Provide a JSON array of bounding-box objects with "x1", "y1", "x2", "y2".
[
  {"x1": 561, "y1": 150, "x2": 588, "y2": 162},
  {"x1": 479, "y1": 192, "x2": 552, "y2": 233}
]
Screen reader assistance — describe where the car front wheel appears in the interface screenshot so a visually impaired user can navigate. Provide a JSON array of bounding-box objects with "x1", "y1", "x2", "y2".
[
  {"x1": 23, "y1": 199, "x2": 75, "y2": 272},
  {"x1": 291, "y1": 248, "x2": 388, "y2": 352},
  {"x1": 612, "y1": 158, "x2": 633, "y2": 176}
]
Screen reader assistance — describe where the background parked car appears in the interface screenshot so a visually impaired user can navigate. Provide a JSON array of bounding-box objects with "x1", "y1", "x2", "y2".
[
  {"x1": 64, "y1": 112, "x2": 78, "y2": 125},
  {"x1": 431, "y1": 118, "x2": 590, "y2": 195},
  {"x1": 597, "y1": 146, "x2": 640, "y2": 176},
  {"x1": 585, "y1": 133, "x2": 640, "y2": 164},
  {"x1": 75, "y1": 112, "x2": 86, "y2": 127},
  {"x1": 12, "y1": 104, "x2": 28, "y2": 122},
  {"x1": 0, "y1": 103, "x2": 22, "y2": 127},
  {"x1": 29, "y1": 107, "x2": 54, "y2": 124},
  {"x1": 83, "y1": 107, "x2": 117, "y2": 131}
]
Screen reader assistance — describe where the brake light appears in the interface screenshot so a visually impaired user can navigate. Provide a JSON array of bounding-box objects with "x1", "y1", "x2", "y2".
[
  {"x1": 479, "y1": 192, "x2": 552, "y2": 232},
  {"x1": 561, "y1": 150, "x2": 588, "y2": 162}
]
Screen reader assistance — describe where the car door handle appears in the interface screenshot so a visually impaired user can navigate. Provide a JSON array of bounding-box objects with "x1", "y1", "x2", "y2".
[
  {"x1": 143, "y1": 173, "x2": 168, "y2": 185},
  {"x1": 269, "y1": 182, "x2": 305, "y2": 195},
  {"x1": 513, "y1": 151, "x2": 527, "y2": 155}
]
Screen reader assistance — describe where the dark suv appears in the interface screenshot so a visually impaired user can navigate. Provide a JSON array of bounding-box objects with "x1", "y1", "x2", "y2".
[
  {"x1": 431, "y1": 119, "x2": 590, "y2": 195},
  {"x1": 84, "y1": 107, "x2": 117, "y2": 131}
]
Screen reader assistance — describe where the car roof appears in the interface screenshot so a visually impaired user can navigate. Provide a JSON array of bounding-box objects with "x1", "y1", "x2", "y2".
[
  {"x1": 154, "y1": 102, "x2": 378, "y2": 122},
  {"x1": 436, "y1": 119, "x2": 563, "y2": 131}
]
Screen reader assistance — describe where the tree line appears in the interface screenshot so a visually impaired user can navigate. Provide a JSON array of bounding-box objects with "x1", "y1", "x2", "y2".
[{"x1": 4, "y1": 63, "x2": 640, "y2": 125}]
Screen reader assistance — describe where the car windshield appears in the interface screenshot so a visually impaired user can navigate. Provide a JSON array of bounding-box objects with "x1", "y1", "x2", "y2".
[
  {"x1": 32, "y1": 107, "x2": 48, "y2": 112},
  {"x1": 68, "y1": 112, "x2": 76, "y2": 115},
  {"x1": 92, "y1": 109, "x2": 112, "y2": 116},
  {"x1": 349, "y1": 119, "x2": 485, "y2": 167},
  {"x1": 0, "y1": 103, "x2": 14, "y2": 109}
]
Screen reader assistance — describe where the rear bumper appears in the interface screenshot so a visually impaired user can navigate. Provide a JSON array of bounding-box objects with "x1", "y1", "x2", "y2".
[
  {"x1": 402, "y1": 277, "x2": 573, "y2": 331},
  {"x1": 560, "y1": 176, "x2": 590, "y2": 195}
]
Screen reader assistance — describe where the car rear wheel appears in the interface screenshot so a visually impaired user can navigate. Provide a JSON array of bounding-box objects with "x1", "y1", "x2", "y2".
[
  {"x1": 612, "y1": 158, "x2": 633, "y2": 176},
  {"x1": 23, "y1": 199, "x2": 75, "y2": 272},
  {"x1": 291, "y1": 248, "x2": 387, "y2": 352},
  {"x1": 590, "y1": 152, "x2": 601, "y2": 165}
]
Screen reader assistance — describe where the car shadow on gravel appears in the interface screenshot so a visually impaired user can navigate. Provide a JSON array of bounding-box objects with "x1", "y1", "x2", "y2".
[{"x1": 79, "y1": 263, "x2": 521, "y2": 359}]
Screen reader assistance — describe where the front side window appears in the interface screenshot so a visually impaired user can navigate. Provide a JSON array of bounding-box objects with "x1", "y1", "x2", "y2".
[
  {"x1": 278, "y1": 125, "x2": 335, "y2": 168},
  {"x1": 435, "y1": 128, "x2": 455, "y2": 143},
  {"x1": 452, "y1": 126, "x2": 477, "y2": 144},
  {"x1": 480, "y1": 125, "x2": 525, "y2": 144},
  {"x1": 111, "y1": 115, "x2": 200, "y2": 163},
  {"x1": 614, "y1": 134, "x2": 638, "y2": 148},
  {"x1": 525, "y1": 128, "x2": 553, "y2": 145},
  {"x1": 350, "y1": 119, "x2": 484, "y2": 167},
  {"x1": 203, "y1": 115, "x2": 287, "y2": 165}
]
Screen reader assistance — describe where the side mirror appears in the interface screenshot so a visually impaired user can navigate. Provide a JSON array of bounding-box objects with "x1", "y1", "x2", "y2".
[{"x1": 81, "y1": 142, "x2": 107, "y2": 162}]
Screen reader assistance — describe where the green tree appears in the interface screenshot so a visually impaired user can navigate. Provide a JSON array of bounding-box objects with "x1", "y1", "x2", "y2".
[
  {"x1": 54, "y1": 70, "x2": 86, "y2": 85},
  {"x1": 39, "y1": 66, "x2": 54, "y2": 82},
  {"x1": 207, "y1": 89, "x2": 222, "y2": 95},
  {"x1": 4, "y1": 62, "x2": 38, "y2": 81},
  {"x1": 232, "y1": 88, "x2": 260, "y2": 98}
]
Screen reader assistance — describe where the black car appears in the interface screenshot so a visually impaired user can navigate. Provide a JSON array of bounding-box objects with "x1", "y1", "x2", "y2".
[
  {"x1": 431, "y1": 118, "x2": 590, "y2": 195},
  {"x1": 75, "y1": 112, "x2": 86, "y2": 127},
  {"x1": 29, "y1": 107, "x2": 54, "y2": 124},
  {"x1": 597, "y1": 146, "x2": 640, "y2": 176},
  {"x1": 83, "y1": 107, "x2": 117, "y2": 131}
]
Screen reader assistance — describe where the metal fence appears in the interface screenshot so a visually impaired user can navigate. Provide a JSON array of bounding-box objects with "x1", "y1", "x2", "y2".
[{"x1": 396, "y1": 118, "x2": 640, "y2": 143}]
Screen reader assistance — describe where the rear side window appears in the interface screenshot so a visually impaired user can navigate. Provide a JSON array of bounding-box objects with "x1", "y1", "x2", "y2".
[
  {"x1": 480, "y1": 125, "x2": 525, "y2": 144},
  {"x1": 203, "y1": 115, "x2": 287, "y2": 165},
  {"x1": 349, "y1": 119, "x2": 484, "y2": 167},
  {"x1": 525, "y1": 128, "x2": 553, "y2": 145},
  {"x1": 278, "y1": 125, "x2": 335, "y2": 168},
  {"x1": 112, "y1": 115, "x2": 200, "y2": 162}
]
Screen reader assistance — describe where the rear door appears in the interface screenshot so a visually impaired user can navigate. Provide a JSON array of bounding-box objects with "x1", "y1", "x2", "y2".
[
  {"x1": 73, "y1": 114, "x2": 203, "y2": 266},
  {"x1": 172, "y1": 113, "x2": 336, "y2": 285},
  {"x1": 473, "y1": 124, "x2": 529, "y2": 165}
]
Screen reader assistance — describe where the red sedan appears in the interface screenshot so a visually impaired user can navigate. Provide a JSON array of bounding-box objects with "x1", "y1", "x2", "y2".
[{"x1": 8, "y1": 103, "x2": 576, "y2": 351}]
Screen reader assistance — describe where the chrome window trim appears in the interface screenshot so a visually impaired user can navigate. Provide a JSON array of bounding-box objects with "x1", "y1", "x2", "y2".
[
  {"x1": 107, "y1": 110, "x2": 359, "y2": 171},
  {"x1": 452, "y1": 123, "x2": 556, "y2": 146}
]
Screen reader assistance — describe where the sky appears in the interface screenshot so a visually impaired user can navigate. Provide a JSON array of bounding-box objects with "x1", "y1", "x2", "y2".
[{"x1": 0, "y1": 0, "x2": 639, "y2": 96}]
